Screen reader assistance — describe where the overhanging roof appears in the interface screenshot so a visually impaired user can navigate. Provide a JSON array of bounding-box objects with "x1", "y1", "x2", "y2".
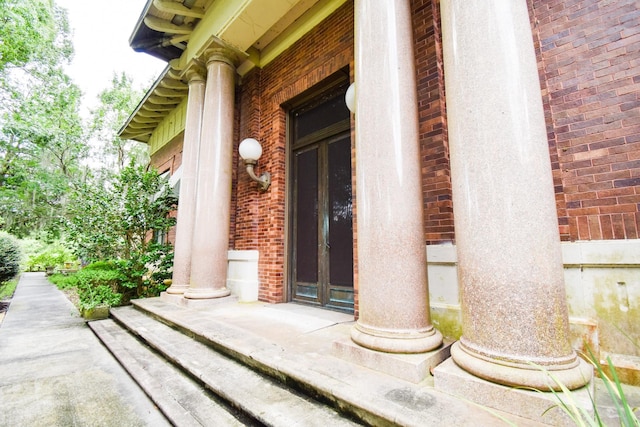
[{"x1": 120, "y1": 0, "x2": 348, "y2": 143}]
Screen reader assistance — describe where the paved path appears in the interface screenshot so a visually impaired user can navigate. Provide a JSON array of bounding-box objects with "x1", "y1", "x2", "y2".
[{"x1": 0, "y1": 273, "x2": 170, "y2": 427}]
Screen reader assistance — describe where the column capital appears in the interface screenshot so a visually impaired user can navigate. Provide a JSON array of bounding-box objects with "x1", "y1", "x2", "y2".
[
  {"x1": 194, "y1": 36, "x2": 246, "y2": 69},
  {"x1": 184, "y1": 63, "x2": 206, "y2": 84},
  {"x1": 202, "y1": 47, "x2": 237, "y2": 68},
  {"x1": 170, "y1": 58, "x2": 206, "y2": 84}
]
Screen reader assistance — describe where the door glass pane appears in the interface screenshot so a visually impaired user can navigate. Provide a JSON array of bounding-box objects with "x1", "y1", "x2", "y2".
[
  {"x1": 294, "y1": 87, "x2": 350, "y2": 140},
  {"x1": 295, "y1": 147, "x2": 318, "y2": 283},
  {"x1": 328, "y1": 136, "x2": 353, "y2": 287}
]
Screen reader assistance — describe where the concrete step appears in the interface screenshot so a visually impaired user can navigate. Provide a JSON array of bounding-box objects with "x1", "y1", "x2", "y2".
[
  {"x1": 124, "y1": 298, "x2": 540, "y2": 427},
  {"x1": 98, "y1": 306, "x2": 361, "y2": 427},
  {"x1": 89, "y1": 319, "x2": 248, "y2": 427}
]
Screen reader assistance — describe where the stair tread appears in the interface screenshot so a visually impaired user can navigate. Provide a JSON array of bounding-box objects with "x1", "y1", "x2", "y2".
[
  {"x1": 109, "y1": 306, "x2": 360, "y2": 426},
  {"x1": 89, "y1": 319, "x2": 246, "y2": 427}
]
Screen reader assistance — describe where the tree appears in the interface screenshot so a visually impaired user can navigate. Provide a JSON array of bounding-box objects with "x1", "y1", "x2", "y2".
[
  {"x1": 0, "y1": 0, "x2": 72, "y2": 72},
  {"x1": 88, "y1": 73, "x2": 148, "y2": 176},
  {"x1": 0, "y1": 0, "x2": 83, "y2": 238},
  {"x1": 66, "y1": 162, "x2": 176, "y2": 263},
  {"x1": 65, "y1": 163, "x2": 176, "y2": 300}
]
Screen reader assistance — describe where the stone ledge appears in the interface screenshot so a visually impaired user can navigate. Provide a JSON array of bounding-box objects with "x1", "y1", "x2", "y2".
[{"x1": 601, "y1": 352, "x2": 640, "y2": 387}]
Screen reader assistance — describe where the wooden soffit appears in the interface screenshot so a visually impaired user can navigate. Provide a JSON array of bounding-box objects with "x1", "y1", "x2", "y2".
[{"x1": 120, "y1": 0, "x2": 348, "y2": 143}]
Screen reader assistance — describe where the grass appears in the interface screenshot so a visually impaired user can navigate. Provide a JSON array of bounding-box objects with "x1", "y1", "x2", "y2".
[
  {"x1": 535, "y1": 348, "x2": 640, "y2": 426},
  {"x1": 0, "y1": 278, "x2": 18, "y2": 300}
]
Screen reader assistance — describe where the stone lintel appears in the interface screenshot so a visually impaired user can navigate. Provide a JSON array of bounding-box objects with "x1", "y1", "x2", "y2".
[
  {"x1": 332, "y1": 338, "x2": 452, "y2": 384},
  {"x1": 434, "y1": 358, "x2": 595, "y2": 425}
]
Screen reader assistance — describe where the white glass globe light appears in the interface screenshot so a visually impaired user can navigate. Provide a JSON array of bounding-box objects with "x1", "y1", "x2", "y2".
[
  {"x1": 345, "y1": 82, "x2": 356, "y2": 113},
  {"x1": 239, "y1": 138, "x2": 262, "y2": 162}
]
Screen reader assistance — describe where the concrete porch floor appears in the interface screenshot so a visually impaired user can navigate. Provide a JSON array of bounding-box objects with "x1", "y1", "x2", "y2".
[{"x1": 123, "y1": 296, "x2": 640, "y2": 426}]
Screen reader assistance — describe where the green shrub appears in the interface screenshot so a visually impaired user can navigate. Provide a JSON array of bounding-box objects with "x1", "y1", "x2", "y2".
[
  {"x1": 51, "y1": 262, "x2": 123, "y2": 310},
  {"x1": 75, "y1": 266, "x2": 122, "y2": 310},
  {"x1": 82, "y1": 260, "x2": 116, "y2": 271},
  {"x1": 48, "y1": 273, "x2": 78, "y2": 289},
  {"x1": 113, "y1": 243, "x2": 173, "y2": 302},
  {"x1": 27, "y1": 242, "x2": 76, "y2": 272},
  {"x1": 0, "y1": 232, "x2": 21, "y2": 284}
]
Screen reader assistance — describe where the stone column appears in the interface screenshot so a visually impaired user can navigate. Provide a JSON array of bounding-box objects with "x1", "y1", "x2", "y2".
[
  {"x1": 440, "y1": 0, "x2": 591, "y2": 390},
  {"x1": 350, "y1": 0, "x2": 442, "y2": 353},
  {"x1": 184, "y1": 50, "x2": 235, "y2": 300},
  {"x1": 166, "y1": 70, "x2": 205, "y2": 295}
]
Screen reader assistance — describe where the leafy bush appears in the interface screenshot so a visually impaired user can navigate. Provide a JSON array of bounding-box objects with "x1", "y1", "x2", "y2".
[
  {"x1": 50, "y1": 262, "x2": 122, "y2": 310},
  {"x1": 66, "y1": 163, "x2": 176, "y2": 264},
  {"x1": 0, "y1": 232, "x2": 21, "y2": 284},
  {"x1": 50, "y1": 249, "x2": 172, "y2": 310},
  {"x1": 48, "y1": 273, "x2": 78, "y2": 289},
  {"x1": 26, "y1": 241, "x2": 76, "y2": 271},
  {"x1": 114, "y1": 242, "x2": 173, "y2": 302}
]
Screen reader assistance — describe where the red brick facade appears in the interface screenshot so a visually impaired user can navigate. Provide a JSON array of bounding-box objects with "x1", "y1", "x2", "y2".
[
  {"x1": 530, "y1": 0, "x2": 640, "y2": 240},
  {"x1": 234, "y1": 2, "x2": 355, "y2": 303},
  {"x1": 152, "y1": 0, "x2": 640, "y2": 304},
  {"x1": 412, "y1": 0, "x2": 454, "y2": 245}
]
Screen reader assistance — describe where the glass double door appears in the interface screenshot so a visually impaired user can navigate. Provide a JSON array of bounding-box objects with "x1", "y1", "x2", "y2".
[{"x1": 292, "y1": 131, "x2": 354, "y2": 312}]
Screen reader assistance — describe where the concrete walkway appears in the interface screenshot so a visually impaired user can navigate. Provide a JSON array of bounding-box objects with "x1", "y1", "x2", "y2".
[{"x1": 0, "y1": 273, "x2": 170, "y2": 427}]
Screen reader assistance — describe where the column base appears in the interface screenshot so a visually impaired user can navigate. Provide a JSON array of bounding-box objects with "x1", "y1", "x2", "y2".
[
  {"x1": 351, "y1": 322, "x2": 443, "y2": 354},
  {"x1": 451, "y1": 341, "x2": 593, "y2": 391},
  {"x1": 334, "y1": 337, "x2": 451, "y2": 383},
  {"x1": 160, "y1": 292, "x2": 185, "y2": 305},
  {"x1": 165, "y1": 284, "x2": 188, "y2": 295},
  {"x1": 434, "y1": 357, "x2": 594, "y2": 425},
  {"x1": 183, "y1": 287, "x2": 231, "y2": 300}
]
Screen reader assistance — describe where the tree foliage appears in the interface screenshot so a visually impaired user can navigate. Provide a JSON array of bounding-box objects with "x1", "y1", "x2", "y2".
[
  {"x1": 0, "y1": 0, "x2": 72, "y2": 72},
  {"x1": 0, "y1": 0, "x2": 83, "y2": 238},
  {"x1": 88, "y1": 72, "x2": 148, "y2": 176},
  {"x1": 66, "y1": 162, "x2": 176, "y2": 264},
  {"x1": 65, "y1": 163, "x2": 176, "y2": 302},
  {"x1": 1, "y1": 1, "x2": 175, "y2": 304}
]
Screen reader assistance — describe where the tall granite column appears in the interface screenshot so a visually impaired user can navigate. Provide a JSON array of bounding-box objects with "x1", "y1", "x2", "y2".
[
  {"x1": 441, "y1": 0, "x2": 591, "y2": 389},
  {"x1": 350, "y1": 0, "x2": 442, "y2": 353},
  {"x1": 184, "y1": 50, "x2": 235, "y2": 300},
  {"x1": 166, "y1": 70, "x2": 205, "y2": 295}
]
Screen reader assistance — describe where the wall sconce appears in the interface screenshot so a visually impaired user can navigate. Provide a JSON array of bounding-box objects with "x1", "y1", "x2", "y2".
[
  {"x1": 239, "y1": 138, "x2": 271, "y2": 191},
  {"x1": 345, "y1": 82, "x2": 355, "y2": 114}
]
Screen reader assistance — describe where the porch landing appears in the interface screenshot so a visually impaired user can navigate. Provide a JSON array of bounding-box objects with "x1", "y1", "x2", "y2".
[{"x1": 91, "y1": 297, "x2": 639, "y2": 426}]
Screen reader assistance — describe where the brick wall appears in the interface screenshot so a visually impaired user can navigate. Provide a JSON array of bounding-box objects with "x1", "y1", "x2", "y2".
[
  {"x1": 150, "y1": 0, "x2": 639, "y2": 305},
  {"x1": 530, "y1": 0, "x2": 640, "y2": 240},
  {"x1": 150, "y1": 134, "x2": 183, "y2": 244},
  {"x1": 412, "y1": 0, "x2": 454, "y2": 245},
  {"x1": 234, "y1": 2, "x2": 354, "y2": 303}
]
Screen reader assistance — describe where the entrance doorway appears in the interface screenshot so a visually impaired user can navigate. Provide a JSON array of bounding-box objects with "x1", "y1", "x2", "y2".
[{"x1": 289, "y1": 78, "x2": 354, "y2": 312}]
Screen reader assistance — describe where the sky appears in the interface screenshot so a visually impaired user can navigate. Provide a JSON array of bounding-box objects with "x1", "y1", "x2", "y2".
[{"x1": 55, "y1": 0, "x2": 166, "y2": 114}]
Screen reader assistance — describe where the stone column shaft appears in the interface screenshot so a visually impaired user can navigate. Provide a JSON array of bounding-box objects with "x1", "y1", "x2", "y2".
[
  {"x1": 167, "y1": 72, "x2": 205, "y2": 294},
  {"x1": 351, "y1": 0, "x2": 442, "y2": 353},
  {"x1": 184, "y1": 51, "x2": 235, "y2": 300},
  {"x1": 441, "y1": 0, "x2": 591, "y2": 390}
]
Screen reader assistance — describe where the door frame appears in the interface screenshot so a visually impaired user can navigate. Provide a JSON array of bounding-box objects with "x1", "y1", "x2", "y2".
[{"x1": 282, "y1": 69, "x2": 353, "y2": 311}]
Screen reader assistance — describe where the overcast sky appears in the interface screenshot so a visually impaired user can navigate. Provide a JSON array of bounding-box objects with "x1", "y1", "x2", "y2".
[{"x1": 56, "y1": 0, "x2": 166, "y2": 114}]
